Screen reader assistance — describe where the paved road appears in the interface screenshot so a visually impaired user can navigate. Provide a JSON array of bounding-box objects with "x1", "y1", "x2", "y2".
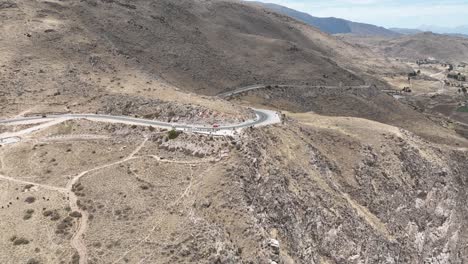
[
  {"x1": 218, "y1": 84, "x2": 371, "y2": 98},
  {"x1": 0, "y1": 109, "x2": 280, "y2": 136},
  {"x1": 1, "y1": 84, "x2": 371, "y2": 133}
]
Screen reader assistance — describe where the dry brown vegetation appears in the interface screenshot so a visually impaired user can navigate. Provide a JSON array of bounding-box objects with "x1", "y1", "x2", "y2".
[
  {"x1": 1, "y1": 0, "x2": 468, "y2": 263},
  {"x1": 340, "y1": 32, "x2": 468, "y2": 64}
]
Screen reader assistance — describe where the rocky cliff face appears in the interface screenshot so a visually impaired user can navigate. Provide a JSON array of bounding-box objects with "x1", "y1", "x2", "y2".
[{"x1": 227, "y1": 116, "x2": 468, "y2": 263}]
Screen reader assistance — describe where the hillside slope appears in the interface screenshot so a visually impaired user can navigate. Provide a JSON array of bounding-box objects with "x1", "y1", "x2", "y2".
[
  {"x1": 75, "y1": 0, "x2": 407, "y2": 93},
  {"x1": 1, "y1": 0, "x2": 405, "y2": 112},
  {"x1": 2, "y1": 1, "x2": 468, "y2": 264},
  {"x1": 2, "y1": 111, "x2": 467, "y2": 264},
  {"x1": 341, "y1": 32, "x2": 468, "y2": 63}
]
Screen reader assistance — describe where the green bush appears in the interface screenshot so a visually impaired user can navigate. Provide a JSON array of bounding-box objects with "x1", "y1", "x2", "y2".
[
  {"x1": 457, "y1": 106, "x2": 468, "y2": 112},
  {"x1": 167, "y1": 129, "x2": 181, "y2": 140}
]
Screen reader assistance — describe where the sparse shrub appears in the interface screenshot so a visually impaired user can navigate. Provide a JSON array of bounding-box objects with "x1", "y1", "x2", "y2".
[
  {"x1": 92, "y1": 242, "x2": 102, "y2": 248},
  {"x1": 12, "y1": 237, "x2": 29, "y2": 245},
  {"x1": 71, "y1": 253, "x2": 80, "y2": 264},
  {"x1": 167, "y1": 129, "x2": 181, "y2": 140},
  {"x1": 56, "y1": 222, "x2": 68, "y2": 230},
  {"x1": 63, "y1": 216, "x2": 73, "y2": 223},
  {"x1": 25, "y1": 196, "x2": 36, "y2": 204},
  {"x1": 56, "y1": 216, "x2": 73, "y2": 234},
  {"x1": 42, "y1": 210, "x2": 53, "y2": 217},
  {"x1": 50, "y1": 211, "x2": 61, "y2": 221},
  {"x1": 23, "y1": 209, "x2": 34, "y2": 220},
  {"x1": 23, "y1": 184, "x2": 34, "y2": 191},
  {"x1": 27, "y1": 258, "x2": 40, "y2": 264},
  {"x1": 69, "y1": 211, "x2": 82, "y2": 218}
]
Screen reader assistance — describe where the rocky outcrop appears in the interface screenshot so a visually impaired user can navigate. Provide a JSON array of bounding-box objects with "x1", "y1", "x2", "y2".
[
  {"x1": 98, "y1": 95, "x2": 252, "y2": 125},
  {"x1": 231, "y1": 123, "x2": 468, "y2": 263}
]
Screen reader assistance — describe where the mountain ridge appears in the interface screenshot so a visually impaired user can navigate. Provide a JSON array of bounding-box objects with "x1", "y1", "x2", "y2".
[{"x1": 252, "y1": 2, "x2": 400, "y2": 37}]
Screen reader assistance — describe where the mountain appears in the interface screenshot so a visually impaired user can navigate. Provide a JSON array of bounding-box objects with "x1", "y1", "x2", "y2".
[
  {"x1": 389, "y1": 28, "x2": 424, "y2": 35},
  {"x1": 253, "y1": 2, "x2": 400, "y2": 37},
  {"x1": 0, "y1": 0, "x2": 405, "y2": 103},
  {"x1": 2, "y1": 1, "x2": 468, "y2": 264},
  {"x1": 390, "y1": 28, "x2": 468, "y2": 38},
  {"x1": 341, "y1": 32, "x2": 468, "y2": 63},
  {"x1": 419, "y1": 25, "x2": 468, "y2": 35}
]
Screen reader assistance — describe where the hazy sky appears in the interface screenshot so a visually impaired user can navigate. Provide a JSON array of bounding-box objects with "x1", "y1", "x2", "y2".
[{"x1": 253, "y1": 0, "x2": 468, "y2": 28}]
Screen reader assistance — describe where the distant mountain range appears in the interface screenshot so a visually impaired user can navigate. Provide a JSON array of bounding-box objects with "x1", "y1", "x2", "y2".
[
  {"x1": 419, "y1": 25, "x2": 468, "y2": 35},
  {"x1": 391, "y1": 27, "x2": 468, "y2": 38},
  {"x1": 341, "y1": 32, "x2": 468, "y2": 64},
  {"x1": 389, "y1": 28, "x2": 423, "y2": 35},
  {"x1": 253, "y1": 2, "x2": 468, "y2": 38},
  {"x1": 253, "y1": 2, "x2": 400, "y2": 37}
]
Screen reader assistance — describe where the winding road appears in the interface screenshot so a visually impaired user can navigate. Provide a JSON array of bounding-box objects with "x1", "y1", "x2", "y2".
[
  {"x1": 1, "y1": 83, "x2": 372, "y2": 136},
  {"x1": 0, "y1": 86, "x2": 285, "y2": 263},
  {"x1": 218, "y1": 84, "x2": 371, "y2": 98},
  {"x1": 0, "y1": 109, "x2": 279, "y2": 137}
]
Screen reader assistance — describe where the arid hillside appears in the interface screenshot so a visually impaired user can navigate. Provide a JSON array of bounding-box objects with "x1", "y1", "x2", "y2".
[
  {"x1": 229, "y1": 85, "x2": 468, "y2": 146},
  {"x1": 1, "y1": 113, "x2": 467, "y2": 264},
  {"x1": 0, "y1": 0, "x2": 406, "y2": 108},
  {"x1": 75, "y1": 0, "x2": 411, "y2": 93},
  {"x1": 1, "y1": 0, "x2": 468, "y2": 264},
  {"x1": 341, "y1": 32, "x2": 468, "y2": 63}
]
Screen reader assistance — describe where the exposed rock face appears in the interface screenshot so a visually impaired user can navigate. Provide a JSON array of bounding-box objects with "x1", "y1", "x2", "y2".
[
  {"x1": 155, "y1": 132, "x2": 230, "y2": 158},
  {"x1": 0, "y1": 1, "x2": 17, "y2": 9},
  {"x1": 230, "y1": 121, "x2": 468, "y2": 263},
  {"x1": 98, "y1": 94, "x2": 253, "y2": 125},
  {"x1": 1, "y1": 0, "x2": 467, "y2": 263}
]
